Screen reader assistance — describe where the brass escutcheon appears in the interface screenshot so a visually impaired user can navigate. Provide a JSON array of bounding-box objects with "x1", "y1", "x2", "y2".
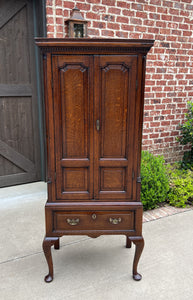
[
  {"x1": 109, "y1": 217, "x2": 122, "y2": 225},
  {"x1": 92, "y1": 213, "x2": 97, "y2": 220}
]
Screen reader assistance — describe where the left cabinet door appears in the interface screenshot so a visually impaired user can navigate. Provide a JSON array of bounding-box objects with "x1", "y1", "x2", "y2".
[{"x1": 52, "y1": 55, "x2": 94, "y2": 200}]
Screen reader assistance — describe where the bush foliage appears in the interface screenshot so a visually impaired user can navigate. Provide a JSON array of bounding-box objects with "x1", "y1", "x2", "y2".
[
  {"x1": 167, "y1": 164, "x2": 193, "y2": 208},
  {"x1": 141, "y1": 151, "x2": 170, "y2": 211},
  {"x1": 177, "y1": 101, "x2": 193, "y2": 170}
]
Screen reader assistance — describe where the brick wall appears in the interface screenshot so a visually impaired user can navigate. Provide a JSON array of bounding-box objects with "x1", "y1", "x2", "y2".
[{"x1": 46, "y1": 0, "x2": 193, "y2": 163}]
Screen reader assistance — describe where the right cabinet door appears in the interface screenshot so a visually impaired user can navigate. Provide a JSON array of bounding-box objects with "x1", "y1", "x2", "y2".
[{"x1": 94, "y1": 55, "x2": 138, "y2": 201}]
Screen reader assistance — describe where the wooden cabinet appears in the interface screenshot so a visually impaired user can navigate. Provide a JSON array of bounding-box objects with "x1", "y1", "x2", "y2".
[{"x1": 36, "y1": 38, "x2": 154, "y2": 283}]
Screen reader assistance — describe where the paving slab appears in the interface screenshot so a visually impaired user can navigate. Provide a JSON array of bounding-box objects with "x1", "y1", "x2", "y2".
[{"x1": 1, "y1": 182, "x2": 193, "y2": 300}]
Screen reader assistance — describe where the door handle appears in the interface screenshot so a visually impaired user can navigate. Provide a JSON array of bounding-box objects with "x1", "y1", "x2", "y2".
[{"x1": 96, "y1": 119, "x2": 100, "y2": 131}]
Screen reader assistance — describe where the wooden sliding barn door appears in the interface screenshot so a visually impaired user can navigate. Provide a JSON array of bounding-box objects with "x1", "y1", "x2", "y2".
[
  {"x1": 0, "y1": 0, "x2": 43, "y2": 187},
  {"x1": 94, "y1": 55, "x2": 138, "y2": 201}
]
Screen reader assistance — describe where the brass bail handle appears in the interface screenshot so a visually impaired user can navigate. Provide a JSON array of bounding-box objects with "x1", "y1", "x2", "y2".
[{"x1": 96, "y1": 119, "x2": 100, "y2": 131}]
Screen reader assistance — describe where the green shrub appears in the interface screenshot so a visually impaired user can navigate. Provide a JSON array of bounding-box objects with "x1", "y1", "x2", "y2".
[
  {"x1": 141, "y1": 151, "x2": 170, "y2": 210},
  {"x1": 167, "y1": 164, "x2": 193, "y2": 208},
  {"x1": 177, "y1": 101, "x2": 193, "y2": 170},
  {"x1": 180, "y1": 149, "x2": 193, "y2": 170},
  {"x1": 177, "y1": 101, "x2": 193, "y2": 146}
]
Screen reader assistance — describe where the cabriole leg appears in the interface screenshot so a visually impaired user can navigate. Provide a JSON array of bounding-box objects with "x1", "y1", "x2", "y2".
[
  {"x1": 130, "y1": 236, "x2": 144, "y2": 281},
  {"x1": 54, "y1": 238, "x2": 60, "y2": 250},
  {"x1": 42, "y1": 237, "x2": 59, "y2": 283},
  {"x1": 126, "y1": 236, "x2": 132, "y2": 248}
]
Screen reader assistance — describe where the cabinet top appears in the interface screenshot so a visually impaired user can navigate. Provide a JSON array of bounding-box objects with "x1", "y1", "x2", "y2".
[{"x1": 35, "y1": 38, "x2": 154, "y2": 55}]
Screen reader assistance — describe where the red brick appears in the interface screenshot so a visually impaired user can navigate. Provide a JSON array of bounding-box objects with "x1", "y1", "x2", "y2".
[
  {"x1": 179, "y1": 23, "x2": 189, "y2": 30},
  {"x1": 173, "y1": 16, "x2": 183, "y2": 22},
  {"x1": 92, "y1": 5, "x2": 106, "y2": 13},
  {"x1": 163, "y1": 0, "x2": 173, "y2": 7},
  {"x1": 174, "y1": 3, "x2": 184, "y2": 9},
  {"x1": 76, "y1": 3, "x2": 91, "y2": 11},
  {"x1": 56, "y1": 17, "x2": 63, "y2": 24},
  {"x1": 121, "y1": 24, "x2": 134, "y2": 31},
  {"x1": 101, "y1": 30, "x2": 115, "y2": 37},
  {"x1": 108, "y1": 7, "x2": 121, "y2": 14},
  {"x1": 47, "y1": 17, "x2": 54, "y2": 24},
  {"x1": 117, "y1": 16, "x2": 129, "y2": 23},
  {"x1": 55, "y1": 0, "x2": 62, "y2": 5},
  {"x1": 63, "y1": 1, "x2": 74, "y2": 9},
  {"x1": 136, "y1": 11, "x2": 148, "y2": 19},
  {"x1": 56, "y1": 8, "x2": 63, "y2": 15},
  {"x1": 46, "y1": 0, "x2": 53, "y2": 5},
  {"x1": 144, "y1": 5, "x2": 156, "y2": 12},
  {"x1": 157, "y1": 7, "x2": 168, "y2": 14},
  {"x1": 131, "y1": 3, "x2": 144, "y2": 11},
  {"x1": 161, "y1": 110, "x2": 172, "y2": 115},
  {"x1": 150, "y1": 122, "x2": 161, "y2": 127},
  {"x1": 143, "y1": 20, "x2": 155, "y2": 26},
  {"x1": 117, "y1": 1, "x2": 130, "y2": 8},
  {"x1": 145, "y1": 105, "x2": 155, "y2": 110},
  {"x1": 148, "y1": 27, "x2": 159, "y2": 34},
  {"x1": 135, "y1": 26, "x2": 146, "y2": 33},
  {"x1": 93, "y1": 21, "x2": 106, "y2": 29},
  {"x1": 107, "y1": 23, "x2": 120, "y2": 30},
  {"x1": 150, "y1": 0, "x2": 162, "y2": 5},
  {"x1": 47, "y1": 25, "x2": 54, "y2": 32},
  {"x1": 183, "y1": 31, "x2": 192, "y2": 36},
  {"x1": 160, "y1": 28, "x2": 171, "y2": 35},
  {"x1": 149, "y1": 13, "x2": 160, "y2": 20},
  {"x1": 156, "y1": 21, "x2": 167, "y2": 28},
  {"x1": 86, "y1": 12, "x2": 100, "y2": 20},
  {"x1": 169, "y1": 8, "x2": 179, "y2": 15},
  {"x1": 56, "y1": 32, "x2": 63, "y2": 38},
  {"x1": 150, "y1": 133, "x2": 159, "y2": 139},
  {"x1": 56, "y1": 24, "x2": 64, "y2": 31},
  {"x1": 116, "y1": 31, "x2": 128, "y2": 38},
  {"x1": 167, "y1": 36, "x2": 177, "y2": 41},
  {"x1": 160, "y1": 132, "x2": 170, "y2": 137},
  {"x1": 87, "y1": 28, "x2": 100, "y2": 35},
  {"x1": 161, "y1": 14, "x2": 172, "y2": 21},
  {"x1": 164, "y1": 137, "x2": 174, "y2": 142},
  {"x1": 47, "y1": 32, "x2": 54, "y2": 38},
  {"x1": 46, "y1": 7, "x2": 53, "y2": 15},
  {"x1": 161, "y1": 121, "x2": 171, "y2": 126},
  {"x1": 102, "y1": 0, "x2": 115, "y2": 5},
  {"x1": 142, "y1": 33, "x2": 155, "y2": 40},
  {"x1": 87, "y1": 0, "x2": 100, "y2": 3},
  {"x1": 122, "y1": 9, "x2": 135, "y2": 17}
]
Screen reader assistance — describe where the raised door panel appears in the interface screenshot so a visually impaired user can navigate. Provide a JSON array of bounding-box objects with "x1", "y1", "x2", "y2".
[
  {"x1": 94, "y1": 55, "x2": 137, "y2": 200},
  {"x1": 52, "y1": 55, "x2": 93, "y2": 200}
]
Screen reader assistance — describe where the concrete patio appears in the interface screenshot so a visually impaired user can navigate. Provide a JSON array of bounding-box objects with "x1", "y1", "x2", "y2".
[{"x1": 0, "y1": 182, "x2": 193, "y2": 300}]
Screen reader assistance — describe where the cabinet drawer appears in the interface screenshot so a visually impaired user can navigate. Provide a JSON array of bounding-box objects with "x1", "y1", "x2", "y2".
[{"x1": 53, "y1": 210, "x2": 135, "y2": 232}]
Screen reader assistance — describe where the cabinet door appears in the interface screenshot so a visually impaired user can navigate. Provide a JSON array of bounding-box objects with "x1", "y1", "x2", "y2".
[
  {"x1": 94, "y1": 55, "x2": 137, "y2": 200},
  {"x1": 52, "y1": 55, "x2": 94, "y2": 200}
]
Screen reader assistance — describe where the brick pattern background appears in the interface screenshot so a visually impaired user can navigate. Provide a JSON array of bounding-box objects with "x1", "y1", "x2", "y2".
[{"x1": 46, "y1": 0, "x2": 193, "y2": 163}]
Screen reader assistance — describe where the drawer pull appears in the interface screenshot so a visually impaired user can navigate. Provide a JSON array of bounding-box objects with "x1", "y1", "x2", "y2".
[
  {"x1": 66, "y1": 218, "x2": 80, "y2": 226},
  {"x1": 109, "y1": 217, "x2": 122, "y2": 225}
]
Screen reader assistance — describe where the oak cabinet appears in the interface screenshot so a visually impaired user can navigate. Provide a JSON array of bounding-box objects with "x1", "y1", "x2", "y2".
[{"x1": 36, "y1": 38, "x2": 154, "y2": 282}]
